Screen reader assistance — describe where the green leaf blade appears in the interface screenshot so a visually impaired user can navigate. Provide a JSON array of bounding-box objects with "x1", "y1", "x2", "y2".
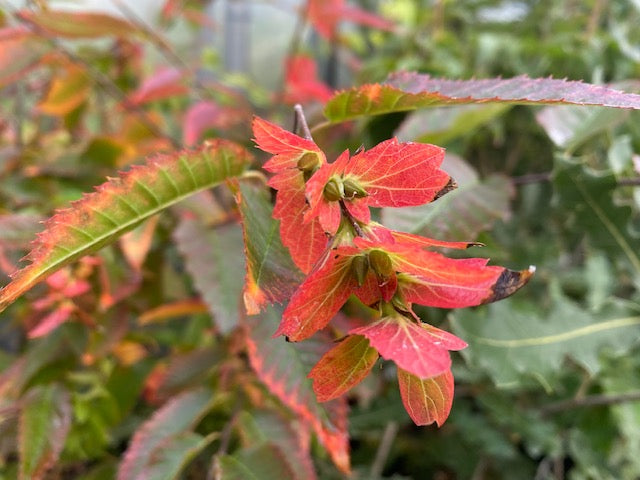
[{"x1": 0, "y1": 140, "x2": 252, "y2": 313}]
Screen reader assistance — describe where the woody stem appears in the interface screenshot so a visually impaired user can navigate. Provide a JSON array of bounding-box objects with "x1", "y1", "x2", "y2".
[{"x1": 293, "y1": 104, "x2": 313, "y2": 140}]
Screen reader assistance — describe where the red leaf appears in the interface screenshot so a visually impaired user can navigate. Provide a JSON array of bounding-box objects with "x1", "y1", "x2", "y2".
[
  {"x1": 350, "y1": 315, "x2": 465, "y2": 379},
  {"x1": 304, "y1": 140, "x2": 452, "y2": 234},
  {"x1": 28, "y1": 303, "x2": 75, "y2": 339},
  {"x1": 284, "y1": 55, "x2": 333, "y2": 104},
  {"x1": 127, "y1": 68, "x2": 187, "y2": 106},
  {"x1": 253, "y1": 116, "x2": 325, "y2": 173},
  {"x1": 253, "y1": 116, "x2": 329, "y2": 272},
  {"x1": 183, "y1": 101, "x2": 244, "y2": 145},
  {"x1": 344, "y1": 139, "x2": 451, "y2": 207},
  {"x1": 245, "y1": 308, "x2": 350, "y2": 473},
  {"x1": 308, "y1": 335, "x2": 378, "y2": 402},
  {"x1": 392, "y1": 246, "x2": 535, "y2": 308},
  {"x1": 277, "y1": 252, "x2": 356, "y2": 341},
  {"x1": 397, "y1": 368, "x2": 454, "y2": 427},
  {"x1": 307, "y1": 0, "x2": 394, "y2": 39},
  {"x1": 269, "y1": 170, "x2": 328, "y2": 273}
]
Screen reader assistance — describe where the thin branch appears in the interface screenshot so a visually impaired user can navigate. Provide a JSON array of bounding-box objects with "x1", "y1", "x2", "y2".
[
  {"x1": 511, "y1": 172, "x2": 552, "y2": 185},
  {"x1": 539, "y1": 390, "x2": 640, "y2": 416},
  {"x1": 369, "y1": 421, "x2": 399, "y2": 478},
  {"x1": 293, "y1": 104, "x2": 313, "y2": 140},
  {"x1": 618, "y1": 177, "x2": 640, "y2": 186}
]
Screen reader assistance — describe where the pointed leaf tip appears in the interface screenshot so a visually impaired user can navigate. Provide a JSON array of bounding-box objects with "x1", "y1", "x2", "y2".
[
  {"x1": 482, "y1": 266, "x2": 535, "y2": 304},
  {"x1": 0, "y1": 140, "x2": 252, "y2": 314}
]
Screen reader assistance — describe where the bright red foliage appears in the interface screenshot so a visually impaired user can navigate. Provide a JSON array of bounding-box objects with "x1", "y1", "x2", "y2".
[{"x1": 252, "y1": 115, "x2": 533, "y2": 427}]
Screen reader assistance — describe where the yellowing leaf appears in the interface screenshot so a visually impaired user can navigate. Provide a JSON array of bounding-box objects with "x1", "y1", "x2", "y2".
[{"x1": 38, "y1": 65, "x2": 91, "y2": 116}]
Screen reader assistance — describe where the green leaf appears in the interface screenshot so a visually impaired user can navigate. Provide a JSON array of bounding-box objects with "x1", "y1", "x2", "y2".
[
  {"x1": 141, "y1": 432, "x2": 218, "y2": 480},
  {"x1": 450, "y1": 286, "x2": 640, "y2": 389},
  {"x1": 536, "y1": 105, "x2": 629, "y2": 151},
  {"x1": 233, "y1": 180, "x2": 304, "y2": 314},
  {"x1": 0, "y1": 140, "x2": 252, "y2": 313},
  {"x1": 19, "y1": 384, "x2": 71, "y2": 480},
  {"x1": 174, "y1": 217, "x2": 245, "y2": 333},
  {"x1": 383, "y1": 175, "x2": 513, "y2": 241},
  {"x1": 395, "y1": 104, "x2": 511, "y2": 145},
  {"x1": 117, "y1": 388, "x2": 215, "y2": 480},
  {"x1": 218, "y1": 444, "x2": 295, "y2": 480},
  {"x1": 325, "y1": 73, "x2": 640, "y2": 123},
  {"x1": 552, "y1": 156, "x2": 640, "y2": 273}
]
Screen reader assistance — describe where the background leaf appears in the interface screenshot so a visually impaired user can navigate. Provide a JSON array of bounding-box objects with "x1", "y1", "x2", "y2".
[
  {"x1": 383, "y1": 174, "x2": 514, "y2": 242},
  {"x1": 217, "y1": 444, "x2": 295, "y2": 480},
  {"x1": 117, "y1": 388, "x2": 215, "y2": 480},
  {"x1": 18, "y1": 384, "x2": 71, "y2": 480},
  {"x1": 450, "y1": 286, "x2": 640, "y2": 389},
  {"x1": 174, "y1": 217, "x2": 245, "y2": 333},
  {"x1": 552, "y1": 156, "x2": 640, "y2": 273}
]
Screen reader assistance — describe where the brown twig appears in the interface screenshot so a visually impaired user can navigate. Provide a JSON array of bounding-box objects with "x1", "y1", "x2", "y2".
[
  {"x1": 539, "y1": 390, "x2": 640, "y2": 416},
  {"x1": 369, "y1": 421, "x2": 399, "y2": 478},
  {"x1": 293, "y1": 104, "x2": 313, "y2": 140}
]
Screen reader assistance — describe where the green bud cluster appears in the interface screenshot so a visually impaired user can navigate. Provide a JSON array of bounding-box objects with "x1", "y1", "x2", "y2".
[
  {"x1": 322, "y1": 176, "x2": 368, "y2": 202},
  {"x1": 349, "y1": 249, "x2": 394, "y2": 286},
  {"x1": 297, "y1": 152, "x2": 321, "y2": 181}
]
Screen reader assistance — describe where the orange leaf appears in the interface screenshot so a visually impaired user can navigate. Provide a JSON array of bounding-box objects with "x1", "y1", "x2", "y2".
[
  {"x1": 308, "y1": 335, "x2": 378, "y2": 401},
  {"x1": 397, "y1": 368, "x2": 454, "y2": 427}
]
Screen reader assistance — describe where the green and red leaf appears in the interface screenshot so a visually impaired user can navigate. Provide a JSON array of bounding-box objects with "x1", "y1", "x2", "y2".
[
  {"x1": 397, "y1": 368, "x2": 454, "y2": 427},
  {"x1": 19, "y1": 384, "x2": 71, "y2": 480},
  {"x1": 244, "y1": 307, "x2": 350, "y2": 473},
  {"x1": 308, "y1": 335, "x2": 379, "y2": 402},
  {"x1": 117, "y1": 388, "x2": 214, "y2": 480},
  {"x1": 350, "y1": 316, "x2": 466, "y2": 379},
  {"x1": 234, "y1": 181, "x2": 304, "y2": 314},
  {"x1": 0, "y1": 140, "x2": 251, "y2": 313},
  {"x1": 325, "y1": 72, "x2": 640, "y2": 123}
]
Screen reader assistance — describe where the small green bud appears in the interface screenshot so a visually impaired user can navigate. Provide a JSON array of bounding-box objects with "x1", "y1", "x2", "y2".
[
  {"x1": 368, "y1": 250, "x2": 394, "y2": 279},
  {"x1": 297, "y1": 152, "x2": 321, "y2": 173},
  {"x1": 342, "y1": 177, "x2": 368, "y2": 198},
  {"x1": 350, "y1": 255, "x2": 370, "y2": 287},
  {"x1": 323, "y1": 177, "x2": 344, "y2": 202}
]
